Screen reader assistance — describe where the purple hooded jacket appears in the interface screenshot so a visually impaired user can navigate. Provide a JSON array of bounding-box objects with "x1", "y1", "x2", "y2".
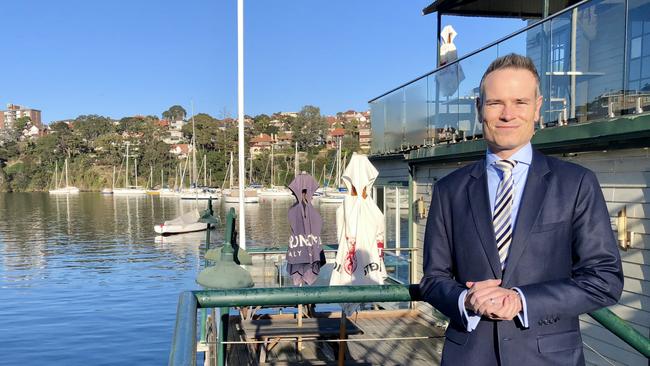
[{"x1": 286, "y1": 173, "x2": 324, "y2": 286}]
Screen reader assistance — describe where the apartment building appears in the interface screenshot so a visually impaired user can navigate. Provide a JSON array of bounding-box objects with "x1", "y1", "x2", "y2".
[{"x1": 0, "y1": 104, "x2": 42, "y2": 129}]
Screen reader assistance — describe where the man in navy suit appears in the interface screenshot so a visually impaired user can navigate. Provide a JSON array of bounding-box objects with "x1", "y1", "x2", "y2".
[{"x1": 419, "y1": 54, "x2": 623, "y2": 365}]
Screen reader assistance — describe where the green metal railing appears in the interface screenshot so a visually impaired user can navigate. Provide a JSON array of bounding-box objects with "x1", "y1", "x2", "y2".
[{"x1": 169, "y1": 284, "x2": 650, "y2": 366}]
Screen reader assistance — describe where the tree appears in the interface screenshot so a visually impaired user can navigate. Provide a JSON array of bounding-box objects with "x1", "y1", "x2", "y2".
[
  {"x1": 291, "y1": 105, "x2": 327, "y2": 152},
  {"x1": 15, "y1": 116, "x2": 32, "y2": 131},
  {"x1": 252, "y1": 114, "x2": 272, "y2": 135},
  {"x1": 341, "y1": 135, "x2": 360, "y2": 155},
  {"x1": 73, "y1": 115, "x2": 114, "y2": 142},
  {"x1": 162, "y1": 105, "x2": 187, "y2": 121}
]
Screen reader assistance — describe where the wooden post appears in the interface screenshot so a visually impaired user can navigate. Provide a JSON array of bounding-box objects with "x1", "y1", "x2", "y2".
[{"x1": 338, "y1": 313, "x2": 347, "y2": 366}]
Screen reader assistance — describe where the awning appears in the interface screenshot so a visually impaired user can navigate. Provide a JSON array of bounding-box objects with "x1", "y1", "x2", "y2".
[{"x1": 422, "y1": 0, "x2": 582, "y2": 19}]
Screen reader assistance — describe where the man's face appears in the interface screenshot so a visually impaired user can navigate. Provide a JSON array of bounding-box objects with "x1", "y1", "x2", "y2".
[{"x1": 478, "y1": 68, "x2": 542, "y2": 158}]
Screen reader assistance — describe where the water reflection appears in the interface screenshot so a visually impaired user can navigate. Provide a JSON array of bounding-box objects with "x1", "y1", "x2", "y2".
[{"x1": 0, "y1": 192, "x2": 348, "y2": 365}]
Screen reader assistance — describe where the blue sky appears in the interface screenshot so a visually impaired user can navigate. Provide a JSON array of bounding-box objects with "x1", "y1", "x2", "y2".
[{"x1": 0, "y1": 1, "x2": 525, "y2": 123}]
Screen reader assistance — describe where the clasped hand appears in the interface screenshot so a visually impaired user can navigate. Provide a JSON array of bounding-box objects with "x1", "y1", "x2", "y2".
[{"x1": 464, "y1": 279, "x2": 522, "y2": 321}]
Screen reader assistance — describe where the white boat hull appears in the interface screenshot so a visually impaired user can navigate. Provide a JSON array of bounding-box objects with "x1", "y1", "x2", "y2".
[
  {"x1": 223, "y1": 195, "x2": 259, "y2": 203},
  {"x1": 49, "y1": 187, "x2": 80, "y2": 194},
  {"x1": 258, "y1": 189, "x2": 293, "y2": 198},
  {"x1": 113, "y1": 188, "x2": 147, "y2": 195},
  {"x1": 154, "y1": 222, "x2": 208, "y2": 235},
  {"x1": 318, "y1": 195, "x2": 344, "y2": 204},
  {"x1": 179, "y1": 191, "x2": 221, "y2": 200}
]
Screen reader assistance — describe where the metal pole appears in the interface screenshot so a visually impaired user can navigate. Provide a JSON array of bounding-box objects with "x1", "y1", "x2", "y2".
[
  {"x1": 216, "y1": 307, "x2": 229, "y2": 366},
  {"x1": 570, "y1": 7, "x2": 577, "y2": 120},
  {"x1": 168, "y1": 292, "x2": 198, "y2": 366},
  {"x1": 237, "y1": 0, "x2": 246, "y2": 250},
  {"x1": 408, "y1": 172, "x2": 416, "y2": 310},
  {"x1": 395, "y1": 187, "x2": 401, "y2": 256}
]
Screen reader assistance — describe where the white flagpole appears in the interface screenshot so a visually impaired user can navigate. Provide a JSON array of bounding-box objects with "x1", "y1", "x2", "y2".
[{"x1": 237, "y1": 0, "x2": 246, "y2": 249}]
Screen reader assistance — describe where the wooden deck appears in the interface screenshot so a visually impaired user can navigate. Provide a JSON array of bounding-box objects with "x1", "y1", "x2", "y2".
[{"x1": 205, "y1": 309, "x2": 446, "y2": 365}]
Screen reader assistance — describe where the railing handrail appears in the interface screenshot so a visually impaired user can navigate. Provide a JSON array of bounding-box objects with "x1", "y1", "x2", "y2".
[
  {"x1": 367, "y1": 0, "x2": 591, "y2": 103},
  {"x1": 193, "y1": 284, "x2": 421, "y2": 308},
  {"x1": 169, "y1": 284, "x2": 650, "y2": 366}
]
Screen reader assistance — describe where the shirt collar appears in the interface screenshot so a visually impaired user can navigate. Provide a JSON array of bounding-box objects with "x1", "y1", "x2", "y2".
[{"x1": 486, "y1": 142, "x2": 533, "y2": 168}]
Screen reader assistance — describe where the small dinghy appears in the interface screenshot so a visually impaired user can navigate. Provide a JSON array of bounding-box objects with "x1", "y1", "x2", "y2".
[{"x1": 154, "y1": 209, "x2": 208, "y2": 235}]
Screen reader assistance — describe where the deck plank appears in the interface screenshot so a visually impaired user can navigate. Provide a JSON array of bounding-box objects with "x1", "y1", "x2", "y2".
[{"x1": 225, "y1": 310, "x2": 445, "y2": 365}]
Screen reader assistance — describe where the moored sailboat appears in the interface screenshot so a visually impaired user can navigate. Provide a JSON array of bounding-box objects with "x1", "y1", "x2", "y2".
[{"x1": 49, "y1": 159, "x2": 80, "y2": 194}]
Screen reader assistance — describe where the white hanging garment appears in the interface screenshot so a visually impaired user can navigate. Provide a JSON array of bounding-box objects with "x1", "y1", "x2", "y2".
[{"x1": 330, "y1": 153, "x2": 386, "y2": 315}]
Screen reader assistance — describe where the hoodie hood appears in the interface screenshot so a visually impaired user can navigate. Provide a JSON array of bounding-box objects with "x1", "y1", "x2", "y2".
[
  {"x1": 341, "y1": 153, "x2": 378, "y2": 197},
  {"x1": 288, "y1": 173, "x2": 319, "y2": 202}
]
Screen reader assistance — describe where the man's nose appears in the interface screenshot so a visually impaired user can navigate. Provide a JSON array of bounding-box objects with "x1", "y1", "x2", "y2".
[{"x1": 500, "y1": 104, "x2": 516, "y2": 121}]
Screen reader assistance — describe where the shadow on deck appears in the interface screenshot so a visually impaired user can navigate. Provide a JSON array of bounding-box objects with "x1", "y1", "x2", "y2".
[{"x1": 213, "y1": 309, "x2": 445, "y2": 366}]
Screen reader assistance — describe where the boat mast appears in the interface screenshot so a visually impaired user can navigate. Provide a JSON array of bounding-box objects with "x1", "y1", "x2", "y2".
[
  {"x1": 203, "y1": 155, "x2": 207, "y2": 187},
  {"x1": 65, "y1": 159, "x2": 69, "y2": 188},
  {"x1": 125, "y1": 142, "x2": 130, "y2": 188},
  {"x1": 134, "y1": 157, "x2": 138, "y2": 188},
  {"x1": 334, "y1": 138, "x2": 339, "y2": 188},
  {"x1": 112, "y1": 166, "x2": 116, "y2": 190},
  {"x1": 294, "y1": 142, "x2": 299, "y2": 178},
  {"x1": 249, "y1": 155, "x2": 253, "y2": 185},
  {"x1": 54, "y1": 161, "x2": 59, "y2": 189},
  {"x1": 191, "y1": 101, "x2": 197, "y2": 187},
  {"x1": 270, "y1": 144, "x2": 274, "y2": 187},
  {"x1": 229, "y1": 151, "x2": 234, "y2": 189}
]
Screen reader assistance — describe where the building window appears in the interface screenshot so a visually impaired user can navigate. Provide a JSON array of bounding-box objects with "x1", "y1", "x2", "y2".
[{"x1": 629, "y1": 18, "x2": 650, "y2": 91}]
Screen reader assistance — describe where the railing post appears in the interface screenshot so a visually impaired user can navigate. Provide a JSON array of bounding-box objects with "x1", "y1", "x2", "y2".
[
  {"x1": 169, "y1": 291, "x2": 198, "y2": 366},
  {"x1": 395, "y1": 186, "x2": 401, "y2": 256},
  {"x1": 216, "y1": 307, "x2": 230, "y2": 366}
]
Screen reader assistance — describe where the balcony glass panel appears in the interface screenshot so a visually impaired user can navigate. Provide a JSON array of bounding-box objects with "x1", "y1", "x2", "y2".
[
  {"x1": 370, "y1": 98, "x2": 385, "y2": 154},
  {"x1": 404, "y1": 78, "x2": 429, "y2": 148},
  {"x1": 456, "y1": 45, "x2": 498, "y2": 140},
  {"x1": 384, "y1": 89, "x2": 405, "y2": 152},
  {"x1": 626, "y1": 0, "x2": 650, "y2": 114},
  {"x1": 428, "y1": 63, "x2": 462, "y2": 144}
]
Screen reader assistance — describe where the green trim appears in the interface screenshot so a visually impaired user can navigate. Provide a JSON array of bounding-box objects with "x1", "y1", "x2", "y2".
[
  {"x1": 589, "y1": 308, "x2": 650, "y2": 358},
  {"x1": 405, "y1": 114, "x2": 650, "y2": 164},
  {"x1": 193, "y1": 284, "x2": 420, "y2": 308}
]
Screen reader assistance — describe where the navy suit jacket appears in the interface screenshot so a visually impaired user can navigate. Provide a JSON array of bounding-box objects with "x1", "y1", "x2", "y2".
[{"x1": 419, "y1": 149, "x2": 623, "y2": 366}]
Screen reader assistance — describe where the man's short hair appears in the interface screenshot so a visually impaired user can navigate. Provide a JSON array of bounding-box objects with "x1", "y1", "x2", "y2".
[{"x1": 479, "y1": 53, "x2": 541, "y2": 100}]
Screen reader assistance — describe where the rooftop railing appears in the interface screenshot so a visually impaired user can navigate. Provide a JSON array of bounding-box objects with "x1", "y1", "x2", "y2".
[{"x1": 369, "y1": 0, "x2": 650, "y2": 155}]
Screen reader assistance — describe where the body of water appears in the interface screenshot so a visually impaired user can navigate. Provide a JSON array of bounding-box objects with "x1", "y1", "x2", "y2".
[{"x1": 0, "y1": 193, "x2": 342, "y2": 365}]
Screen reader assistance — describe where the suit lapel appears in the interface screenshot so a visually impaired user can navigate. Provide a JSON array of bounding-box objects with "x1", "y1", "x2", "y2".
[
  {"x1": 467, "y1": 160, "x2": 502, "y2": 278},
  {"x1": 503, "y1": 150, "x2": 550, "y2": 286}
]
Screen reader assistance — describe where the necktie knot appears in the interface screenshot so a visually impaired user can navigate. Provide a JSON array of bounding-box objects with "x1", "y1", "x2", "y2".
[{"x1": 494, "y1": 159, "x2": 517, "y2": 175}]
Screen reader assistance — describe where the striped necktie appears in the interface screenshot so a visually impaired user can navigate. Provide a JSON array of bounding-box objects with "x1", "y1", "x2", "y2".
[{"x1": 493, "y1": 159, "x2": 517, "y2": 270}]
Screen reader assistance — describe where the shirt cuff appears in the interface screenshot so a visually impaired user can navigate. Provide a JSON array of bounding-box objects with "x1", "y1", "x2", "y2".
[
  {"x1": 459, "y1": 289, "x2": 481, "y2": 332},
  {"x1": 512, "y1": 287, "x2": 529, "y2": 328}
]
